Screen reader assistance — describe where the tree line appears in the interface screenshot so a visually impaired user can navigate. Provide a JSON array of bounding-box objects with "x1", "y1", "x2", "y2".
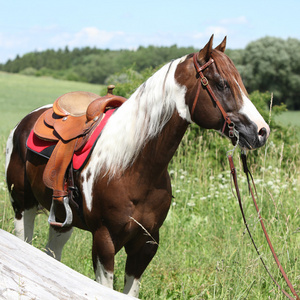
[
  {"x1": 1, "y1": 37, "x2": 299, "y2": 109},
  {"x1": 0, "y1": 45, "x2": 196, "y2": 84}
]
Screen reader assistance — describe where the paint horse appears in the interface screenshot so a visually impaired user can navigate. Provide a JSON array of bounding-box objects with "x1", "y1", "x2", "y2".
[{"x1": 5, "y1": 36, "x2": 270, "y2": 297}]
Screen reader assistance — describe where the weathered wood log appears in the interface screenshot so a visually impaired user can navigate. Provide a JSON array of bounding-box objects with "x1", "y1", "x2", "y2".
[{"x1": 0, "y1": 229, "x2": 137, "y2": 300}]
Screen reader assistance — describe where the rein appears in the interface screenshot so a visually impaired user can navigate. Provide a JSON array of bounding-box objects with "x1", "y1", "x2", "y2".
[{"x1": 228, "y1": 150, "x2": 299, "y2": 300}]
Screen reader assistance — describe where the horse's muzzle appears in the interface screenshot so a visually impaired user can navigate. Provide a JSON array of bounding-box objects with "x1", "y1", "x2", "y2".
[{"x1": 238, "y1": 124, "x2": 270, "y2": 150}]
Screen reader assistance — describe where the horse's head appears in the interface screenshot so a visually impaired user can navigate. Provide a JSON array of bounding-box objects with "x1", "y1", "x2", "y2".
[{"x1": 175, "y1": 35, "x2": 270, "y2": 150}]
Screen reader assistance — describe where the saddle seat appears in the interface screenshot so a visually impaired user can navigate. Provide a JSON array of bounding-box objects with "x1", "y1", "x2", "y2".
[
  {"x1": 34, "y1": 85, "x2": 126, "y2": 142},
  {"x1": 33, "y1": 85, "x2": 126, "y2": 227},
  {"x1": 55, "y1": 90, "x2": 100, "y2": 116}
]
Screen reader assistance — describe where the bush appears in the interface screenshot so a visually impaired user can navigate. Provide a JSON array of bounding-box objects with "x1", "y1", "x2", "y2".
[
  {"x1": 20, "y1": 67, "x2": 37, "y2": 76},
  {"x1": 101, "y1": 66, "x2": 157, "y2": 98},
  {"x1": 105, "y1": 69, "x2": 142, "y2": 86}
]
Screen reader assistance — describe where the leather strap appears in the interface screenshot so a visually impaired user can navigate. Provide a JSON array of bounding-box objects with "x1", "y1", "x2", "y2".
[
  {"x1": 43, "y1": 138, "x2": 78, "y2": 202},
  {"x1": 192, "y1": 53, "x2": 233, "y2": 134},
  {"x1": 228, "y1": 153, "x2": 299, "y2": 300}
]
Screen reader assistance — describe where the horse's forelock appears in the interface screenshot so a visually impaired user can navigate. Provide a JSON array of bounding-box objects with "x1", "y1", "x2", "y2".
[{"x1": 211, "y1": 49, "x2": 248, "y2": 104}]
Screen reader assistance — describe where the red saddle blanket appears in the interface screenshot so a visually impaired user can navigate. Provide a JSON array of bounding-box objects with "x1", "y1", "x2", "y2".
[{"x1": 26, "y1": 108, "x2": 115, "y2": 170}]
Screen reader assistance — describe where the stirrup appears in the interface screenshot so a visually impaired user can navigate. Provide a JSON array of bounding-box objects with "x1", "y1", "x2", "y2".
[{"x1": 48, "y1": 196, "x2": 73, "y2": 227}]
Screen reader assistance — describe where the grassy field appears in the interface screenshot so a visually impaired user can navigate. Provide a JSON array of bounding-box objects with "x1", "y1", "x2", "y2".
[
  {"x1": 275, "y1": 111, "x2": 300, "y2": 127},
  {"x1": 1, "y1": 72, "x2": 300, "y2": 299},
  {"x1": 0, "y1": 71, "x2": 104, "y2": 138}
]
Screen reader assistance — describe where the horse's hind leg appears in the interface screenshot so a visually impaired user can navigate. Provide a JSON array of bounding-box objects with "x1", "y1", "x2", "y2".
[
  {"x1": 6, "y1": 127, "x2": 38, "y2": 243},
  {"x1": 45, "y1": 226, "x2": 73, "y2": 261},
  {"x1": 14, "y1": 206, "x2": 37, "y2": 243}
]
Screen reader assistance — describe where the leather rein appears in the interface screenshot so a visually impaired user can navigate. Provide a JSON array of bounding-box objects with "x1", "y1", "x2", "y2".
[
  {"x1": 229, "y1": 153, "x2": 299, "y2": 300},
  {"x1": 192, "y1": 53, "x2": 299, "y2": 299}
]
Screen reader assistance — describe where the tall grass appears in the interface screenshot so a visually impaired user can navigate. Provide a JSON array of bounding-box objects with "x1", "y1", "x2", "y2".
[{"x1": 1, "y1": 72, "x2": 300, "y2": 299}]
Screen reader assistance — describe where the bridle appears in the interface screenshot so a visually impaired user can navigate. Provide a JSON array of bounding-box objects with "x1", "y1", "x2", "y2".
[
  {"x1": 191, "y1": 52, "x2": 299, "y2": 299},
  {"x1": 191, "y1": 53, "x2": 238, "y2": 140}
]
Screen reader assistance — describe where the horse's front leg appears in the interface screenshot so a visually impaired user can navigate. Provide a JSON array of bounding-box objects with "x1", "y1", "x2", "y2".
[
  {"x1": 92, "y1": 226, "x2": 115, "y2": 289},
  {"x1": 124, "y1": 231, "x2": 159, "y2": 297}
]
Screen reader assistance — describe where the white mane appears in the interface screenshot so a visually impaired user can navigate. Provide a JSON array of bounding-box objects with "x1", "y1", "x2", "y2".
[{"x1": 88, "y1": 56, "x2": 191, "y2": 178}]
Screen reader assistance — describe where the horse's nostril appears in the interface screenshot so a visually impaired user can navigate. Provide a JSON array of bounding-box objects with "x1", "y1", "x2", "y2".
[{"x1": 258, "y1": 127, "x2": 267, "y2": 137}]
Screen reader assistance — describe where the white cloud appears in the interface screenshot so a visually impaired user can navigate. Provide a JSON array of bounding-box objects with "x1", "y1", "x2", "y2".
[
  {"x1": 190, "y1": 27, "x2": 228, "y2": 47},
  {"x1": 220, "y1": 16, "x2": 248, "y2": 25},
  {"x1": 205, "y1": 26, "x2": 228, "y2": 38},
  {"x1": 0, "y1": 32, "x2": 27, "y2": 49},
  {"x1": 51, "y1": 27, "x2": 218, "y2": 50},
  {"x1": 66, "y1": 27, "x2": 125, "y2": 48}
]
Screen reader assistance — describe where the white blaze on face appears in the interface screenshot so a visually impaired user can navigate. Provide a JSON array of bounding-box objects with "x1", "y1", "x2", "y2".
[{"x1": 239, "y1": 92, "x2": 270, "y2": 138}]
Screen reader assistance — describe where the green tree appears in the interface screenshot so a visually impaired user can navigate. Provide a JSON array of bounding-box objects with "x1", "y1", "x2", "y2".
[{"x1": 239, "y1": 37, "x2": 300, "y2": 109}]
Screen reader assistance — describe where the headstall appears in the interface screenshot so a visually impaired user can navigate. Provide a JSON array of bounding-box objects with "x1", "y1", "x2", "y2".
[{"x1": 192, "y1": 53, "x2": 238, "y2": 140}]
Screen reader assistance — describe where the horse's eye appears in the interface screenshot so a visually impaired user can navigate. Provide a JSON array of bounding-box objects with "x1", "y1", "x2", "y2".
[{"x1": 217, "y1": 80, "x2": 228, "y2": 90}]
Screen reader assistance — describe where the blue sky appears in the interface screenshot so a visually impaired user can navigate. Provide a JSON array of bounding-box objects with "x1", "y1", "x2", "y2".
[{"x1": 0, "y1": 0, "x2": 299, "y2": 63}]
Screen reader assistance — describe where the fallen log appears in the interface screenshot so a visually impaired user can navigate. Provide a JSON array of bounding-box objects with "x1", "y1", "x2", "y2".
[{"x1": 0, "y1": 229, "x2": 137, "y2": 300}]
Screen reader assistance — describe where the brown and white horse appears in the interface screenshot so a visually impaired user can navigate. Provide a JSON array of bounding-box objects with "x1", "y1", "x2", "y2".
[{"x1": 5, "y1": 36, "x2": 269, "y2": 297}]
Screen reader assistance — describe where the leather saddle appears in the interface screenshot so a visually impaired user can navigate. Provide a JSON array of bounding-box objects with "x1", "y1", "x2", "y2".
[{"x1": 33, "y1": 85, "x2": 126, "y2": 227}]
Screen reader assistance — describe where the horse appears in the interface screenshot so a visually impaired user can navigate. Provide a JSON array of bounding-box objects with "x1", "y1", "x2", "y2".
[{"x1": 5, "y1": 35, "x2": 270, "y2": 297}]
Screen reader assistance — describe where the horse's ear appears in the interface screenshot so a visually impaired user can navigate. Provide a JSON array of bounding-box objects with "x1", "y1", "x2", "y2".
[
  {"x1": 215, "y1": 36, "x2": 227, "y2": 52},
  {"x1": 198, "y1": 34, "x2": 214, "y2": 62}
]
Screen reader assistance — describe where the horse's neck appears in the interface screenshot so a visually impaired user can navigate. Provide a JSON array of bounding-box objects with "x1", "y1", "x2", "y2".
[{"x1": 135, "y1": 111, "x2": 189, "y2": 173}]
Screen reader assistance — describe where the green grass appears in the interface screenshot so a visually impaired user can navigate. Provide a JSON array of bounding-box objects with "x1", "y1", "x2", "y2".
[
  {"x1": 274, "y1": 111, "x2": 300, "y2": 139},
  {"x1": 275, "y1": 111, "x2": 300, "y2": 127},
  {"x1": 1, "y1": 72, "x2": 300, "y2": 299}
]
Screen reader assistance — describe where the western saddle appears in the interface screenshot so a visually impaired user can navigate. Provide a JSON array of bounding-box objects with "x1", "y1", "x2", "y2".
[{"x1": 33, "y1": 85, "x2": 126, "y2": 227}]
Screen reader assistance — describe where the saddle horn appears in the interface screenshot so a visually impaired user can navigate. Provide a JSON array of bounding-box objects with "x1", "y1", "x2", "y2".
[{"x1": 86, "y1": 85, "x2": 127, "y2": 122}]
